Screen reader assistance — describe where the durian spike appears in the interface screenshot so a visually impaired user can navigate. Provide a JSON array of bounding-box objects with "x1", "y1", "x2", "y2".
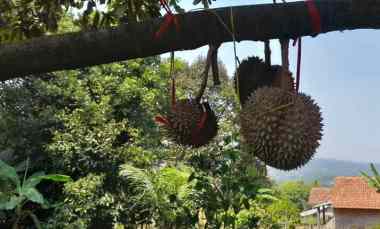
[{"x1": 195, "y1": 45, "x2": 215, "y2": 103}]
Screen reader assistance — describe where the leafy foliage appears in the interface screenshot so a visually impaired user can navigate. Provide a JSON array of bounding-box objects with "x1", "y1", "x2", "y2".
[
  {"x1": 0, "y1": 0, "x2": 186, "y2": 43},
  {"x1": 0, "y1": 159, "x2": 71, "y2": 228},
  {"x1": 266, "y1": 198, "x2": 301, "y2": 228},
  {"x1": 361, "y1": 163, "x2": 380, "y2": 191},
  {"x1": 0, "y1": 54, "x2": 301, "y2": 228},
  {"x1": 276, "y1": 181, "x2": 312, "y2": 210}
]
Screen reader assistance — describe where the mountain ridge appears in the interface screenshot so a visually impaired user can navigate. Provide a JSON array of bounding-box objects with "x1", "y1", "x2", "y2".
[{"x1": 268, "y1": 158, "x2": 380, "y2": 186}]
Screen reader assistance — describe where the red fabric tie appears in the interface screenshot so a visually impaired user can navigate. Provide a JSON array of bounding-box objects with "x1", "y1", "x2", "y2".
[
  {"x1": 155, "y1": 0, "x2": 180, "y2": 39},
  {"x1": 191, "y1": 111, "x2": 208, "y2": 145},
  {"x1": 306, "y1": 0, "x2": 322, "y2": 34},
  {"x1": 155, "y1": 115, "x2": 170, "y2": 127}
]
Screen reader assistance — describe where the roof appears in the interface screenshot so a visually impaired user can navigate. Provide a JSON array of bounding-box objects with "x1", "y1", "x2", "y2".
[
  {"x1": 300, "y1": 208, "x2": 318, "y2": 217},
  {"x1": 330, "y1": 176, "x2": 380, "y2": 210},
  {"x1": 308, "y1": 187, "x2": 331, "y2": 206}
]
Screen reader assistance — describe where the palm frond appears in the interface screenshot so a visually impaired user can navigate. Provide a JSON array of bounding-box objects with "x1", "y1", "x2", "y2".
[
  {"x1": 361, "y1": 164, "x2": 380, "y2": 191},
  {"x1": 119, "y1": 164, "x2": 157, "y2": 202}
]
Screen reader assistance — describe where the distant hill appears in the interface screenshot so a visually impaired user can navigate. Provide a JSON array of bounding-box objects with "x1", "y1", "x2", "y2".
[{"x1": 268, "y1": 158, "x2": 380, "y2": 186}]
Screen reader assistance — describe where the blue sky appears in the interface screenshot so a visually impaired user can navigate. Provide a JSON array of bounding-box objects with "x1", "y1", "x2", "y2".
[{"x1": 166, "y1": 0, "x2": 380, "y2": 162}]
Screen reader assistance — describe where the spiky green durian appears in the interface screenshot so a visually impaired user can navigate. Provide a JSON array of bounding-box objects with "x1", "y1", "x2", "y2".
[{"x1": 240, "y1": 87, "x2": 323, "y2": 170}]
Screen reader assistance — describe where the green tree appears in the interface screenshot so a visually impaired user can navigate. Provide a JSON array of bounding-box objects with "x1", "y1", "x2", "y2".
[
  {"x1": 276, "y1": 181, "x2": 312, "y2": 210},
  {"x1": 0, "y1": 52, "x2": 278, "y2": 228},
  {"x1": 0, "y1": 0, "x2": 187, "y2": 43},
  {"x1": 267, "y1": 199, "x2": 301, "y2": 229}
]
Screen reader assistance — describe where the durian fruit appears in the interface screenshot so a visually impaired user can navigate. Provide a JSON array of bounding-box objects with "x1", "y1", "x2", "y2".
[
  {"x1": 271, "y1": 65, "x2": 295, "y2": 92},
  {"x1": 240, "y1": 87, "x2": 323, "y2": 170},
  {"x1": 234, "y1": 57, "x2": 295, "y2": 106},
  {"x1": 162, "y1": 99, "x2": 218, "y2": 148},
  {"x1": 234, "y1": 57, "x2": 274, "y2": 106}
]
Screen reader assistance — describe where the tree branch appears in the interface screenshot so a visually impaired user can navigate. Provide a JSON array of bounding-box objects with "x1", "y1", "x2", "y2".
[{"x1": 0, "y1": 0, "x2": 379, "y2": 80}]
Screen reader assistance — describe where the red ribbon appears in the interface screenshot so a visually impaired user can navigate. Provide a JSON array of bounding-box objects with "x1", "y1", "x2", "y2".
[
  {"x1": 155, "y1": 0, "x2": 180, "y2": 39},
  {"x1": 306, "y1": 0, "x2": 322, "y2": 34},
  {"x1": 290, "y1": 0, "x2": 320, "y2": 92},
  {"x1": 155, "y1": 115, "x2": 170, "y2": 127}
]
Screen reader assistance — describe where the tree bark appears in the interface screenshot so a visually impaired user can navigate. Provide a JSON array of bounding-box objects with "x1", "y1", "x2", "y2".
[{"x1": 0, "y1": 0, "x2": 379, "y2": 80}]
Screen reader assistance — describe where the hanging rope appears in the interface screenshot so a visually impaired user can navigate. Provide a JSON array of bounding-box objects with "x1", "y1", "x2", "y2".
[
  {"x1": 170, "y1": 51, "x2": 176, "y2": 108},
  {"x1": 211, "y1": 43, "x2": 221, "y2": 86},
  {"x1": 228, "y1": 7, "x2": 242, "y2": 106},
  {"x1": 264, "y1": 40, "x2": 271, "y2": 68},
  {"x1": 195, "y1": 46, "x2": 215, "y2": 103},
  {"x1": 290, "y1": 0, "x2": 321, "y2": 92},
  {"x1": 280, "y1": 39, "x2": 289, "y2": 71},
  {"x1": 293, "y1": 38, "x2": 302, "y2": 92}
]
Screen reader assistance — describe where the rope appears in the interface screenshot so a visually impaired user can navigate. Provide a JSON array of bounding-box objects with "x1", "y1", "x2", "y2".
[
  {"x1": 195, "y1": 46, "x2": 214, "y2": 103},
  {"x1": 264, "y1": 40, "x2": 271, "y2": 67},
  {"x1": 170, "y1": 51, "x2": 176, "y2": 108},
  {"x1": 293, "y1": 38, "x2": 302, "y2": 92},
  {"x1": 228, "y1": 7, "x2": 241, "y2": 105}
]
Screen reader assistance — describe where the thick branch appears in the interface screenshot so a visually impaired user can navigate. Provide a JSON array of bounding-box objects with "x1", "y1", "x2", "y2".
[{"x1": 0, "y1": 0, "x2": 379, "y2": 80}]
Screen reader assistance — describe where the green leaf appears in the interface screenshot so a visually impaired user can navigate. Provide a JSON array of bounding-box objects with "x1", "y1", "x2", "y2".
[
  {"x1": 257, "y1": 188, "x2": 273, "y2": 194},
  {"x1": 23, "y1": 172, "x2": 45, "y2": 189},
  {"x1": 0, "y1": 196, "x2": 24, "y2": 210},
  {"x1": 371, "y1": 163, "x2": 380, "y2": 177},
  {"x1": 23, "y1": 173, "x2": 71, "y2": 190},
  {"x1": 40, "y1": 174, "x2": 72, "y2": 183},
  {"x1": 21, "y1": 187, "x2": 44, "y2": 204},
  {"x1": 0, "y1": 160, "x2": 20, "y2": 187}
]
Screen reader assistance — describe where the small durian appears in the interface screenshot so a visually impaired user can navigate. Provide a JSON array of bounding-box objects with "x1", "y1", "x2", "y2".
[
  {"x1": 240, "y1": 87, "x2": 323, "y2": 170},
  {"x1": 271, "y1": 65, "x2": 295, "y2": 92},
  {"x1": 234, "y1": 57, "x2": 275, "y2": 106},
  {"x1": 157, "y1": 99, "x2": 218, "y2": 148},
  {"x1": 234, "y1": 57, "x2": 295, "y2": 106}
]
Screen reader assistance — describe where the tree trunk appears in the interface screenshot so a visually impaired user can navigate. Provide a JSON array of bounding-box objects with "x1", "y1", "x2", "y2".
[{"x1": 0, "y1": 0, "x2": 379, "y2": 80}]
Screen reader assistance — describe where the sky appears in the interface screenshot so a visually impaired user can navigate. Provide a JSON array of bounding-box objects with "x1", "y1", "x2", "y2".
[{"x1": 165, "y1": 0, "x2": 380, "y2": 162}]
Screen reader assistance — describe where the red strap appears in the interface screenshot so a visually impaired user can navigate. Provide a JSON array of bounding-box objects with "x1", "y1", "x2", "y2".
[
  {"x1": 291, "y1": 0, "x2": 318, "y2": 92},
  {"x1": 159, "y1": 0, "x2": 171, "y2": 13},
  {"x1": 155, "y1": 14, "x2": 174, "y2": 39},
  {"x1": 191, "y1": 110, "x2": 208, "y2": 145},
  {"x1": 197, "y1": 112, "x2": 208, "y2": 130},
  {"x1": 306, "y1": 0, "x2": 322, "y2": 34},
  {"x1": 155, "y1": 0, "x2": 180, "y2": 39},
  {"x1": 155, "y1": 115, "x2": 170, "y2": 126}
]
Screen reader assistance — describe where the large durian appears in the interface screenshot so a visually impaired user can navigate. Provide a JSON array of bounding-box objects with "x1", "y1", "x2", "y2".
[
  {"x1": 240, "y1": 87, "x2": 323, "y2": 170},
  {"x1": 234, "y1": 57, "x2": 294, "y2": 106},
  {"x1": 159, "y1": 99, "x2": 218, "y2": 148}
]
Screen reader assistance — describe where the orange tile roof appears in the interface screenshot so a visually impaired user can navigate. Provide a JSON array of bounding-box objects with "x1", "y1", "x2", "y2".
[
  {"x1": 308, "y1": 187, "x2": 331, "y2": 206},
  {"x1": 331, "y1": 176, "x2": 380, "y2": 209}
]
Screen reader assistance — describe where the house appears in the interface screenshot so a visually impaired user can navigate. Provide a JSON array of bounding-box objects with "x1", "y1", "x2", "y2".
[{"x1": 301, "y1": 176, "x2": 380, "y2": 229}]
